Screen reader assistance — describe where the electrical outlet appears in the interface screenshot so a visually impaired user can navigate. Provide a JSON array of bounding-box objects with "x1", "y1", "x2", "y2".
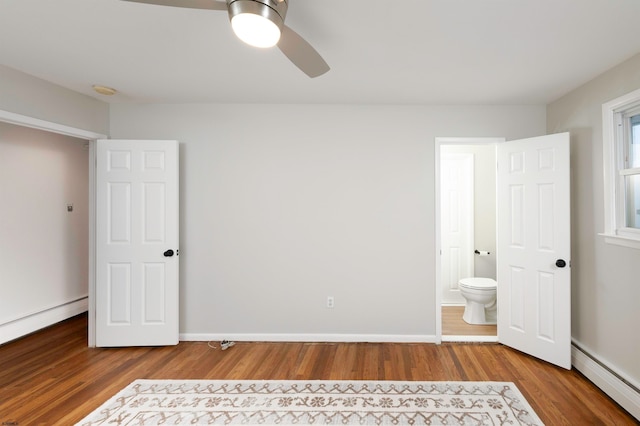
[{"x1": 326, "y1": 296, "x2": 334, "y2": 309}]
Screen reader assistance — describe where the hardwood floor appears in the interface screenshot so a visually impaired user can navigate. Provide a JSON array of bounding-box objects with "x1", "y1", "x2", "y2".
[
  {"x1": 442, "y1": 305, "x2": 497, "y2": 336},
  {"x1": 0, "y1": 314, "x2": 637, "y2": 425}
]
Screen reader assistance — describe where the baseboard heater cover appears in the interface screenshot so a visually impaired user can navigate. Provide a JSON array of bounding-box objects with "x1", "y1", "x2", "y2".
[
  {"x1": 571, "y1": 342, "x2": 640, "y2": 420},
  {"x1": 0, "y1": 297, "x2": 88, "y2": 345}
]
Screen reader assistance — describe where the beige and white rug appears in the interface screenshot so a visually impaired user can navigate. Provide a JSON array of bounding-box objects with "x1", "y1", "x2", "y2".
[{"x1": 77, "y1": 380, "x2": 544, "y2": 425}]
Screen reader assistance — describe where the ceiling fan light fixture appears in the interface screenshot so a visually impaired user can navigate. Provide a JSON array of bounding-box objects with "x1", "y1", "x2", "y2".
[
  {"x1": 231, "y1": 13, "x2": 280, "y2": 47},
  {"x1": 228, "y1": 0, "x2": 287, "y2": 48}
]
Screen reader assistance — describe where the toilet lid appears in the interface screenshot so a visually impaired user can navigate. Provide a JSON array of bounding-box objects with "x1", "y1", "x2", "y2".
[{"x1": 459, "y1": 277, "x2": 497, "y2": 289}]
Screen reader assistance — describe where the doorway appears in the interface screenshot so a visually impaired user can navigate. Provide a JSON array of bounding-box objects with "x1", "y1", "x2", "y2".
[
  {"x1": 435, "y1": 137, "x2": 504, "y2": 342},
  {"x1": 435, "y1": 133, "x2": 572, "y2": 370},
  {"x1": 0, "y1": 109, "x2": 107, "y2": 344}
]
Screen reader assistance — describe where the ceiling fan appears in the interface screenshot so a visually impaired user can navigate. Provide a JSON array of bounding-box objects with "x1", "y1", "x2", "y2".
[{"x1": 122, "y1": 0, "x2": 330, "y2": 78}]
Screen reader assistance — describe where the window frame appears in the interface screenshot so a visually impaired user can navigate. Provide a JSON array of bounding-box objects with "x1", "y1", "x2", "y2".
[{"x1": 602, "y1": 87, "x2": 640, "y2": 249}]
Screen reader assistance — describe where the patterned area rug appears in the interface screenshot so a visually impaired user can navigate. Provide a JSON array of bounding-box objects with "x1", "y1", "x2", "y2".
[{"x1": 77, "y1": 380, "x2": 544, "y2": 425}]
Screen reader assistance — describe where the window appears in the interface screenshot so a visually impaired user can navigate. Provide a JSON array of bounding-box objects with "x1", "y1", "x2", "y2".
[
  {"x1": 622, "y1": 110, "x2": 640, "y2": 228},
  {"x1": 602, "y1": 88, "x2": 640, "y2": 249}
]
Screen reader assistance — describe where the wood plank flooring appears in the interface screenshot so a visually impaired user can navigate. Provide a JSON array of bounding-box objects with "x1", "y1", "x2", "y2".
[
  {"x1": 0, "y1": 314, "x2": 637, "y2": 425},
  {"x1": 442, "y1": 305, "x2": 497, "y2": 336}
]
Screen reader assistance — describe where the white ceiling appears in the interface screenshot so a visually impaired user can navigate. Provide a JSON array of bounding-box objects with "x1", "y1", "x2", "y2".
[{"x1": 1, "y1": 0, "x2": 640, "y2": 105}]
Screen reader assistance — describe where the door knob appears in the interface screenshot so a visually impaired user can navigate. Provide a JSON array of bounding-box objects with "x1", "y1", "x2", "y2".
[
  {"x1": 555, "y1": 259, "x2": 566, "y2": 268},
  {"x1": 163, "y1": 249, "x2": 174, "y2": 257}
]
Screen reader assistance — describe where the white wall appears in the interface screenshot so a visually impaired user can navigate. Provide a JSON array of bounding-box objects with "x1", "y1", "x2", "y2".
[
  {"x1": 547, "y1": 53, "x2": 640, "y2": 387},
  {"x1": 0, "y1": 65, "x2": 108, "y2": 135},
  {"x1": 110, "y1": 103, "x2": 544, "y2": 339},
  {"x1": 0, "y1": 122, "x2": 89, "y2": 343}
]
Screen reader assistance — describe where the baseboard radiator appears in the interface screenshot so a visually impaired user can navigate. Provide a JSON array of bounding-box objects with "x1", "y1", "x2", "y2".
[
  {"x1": 571, "y1": 342, "x2": 640, "y2": 420},
  {"x1": 0, "y1": 297, "x2": 88, "y2": 345}
]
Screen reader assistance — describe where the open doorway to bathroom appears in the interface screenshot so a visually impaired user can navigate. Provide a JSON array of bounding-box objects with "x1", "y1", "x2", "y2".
[{"x1": 436, "y1": 137, "x2": 503, "y2": 342}]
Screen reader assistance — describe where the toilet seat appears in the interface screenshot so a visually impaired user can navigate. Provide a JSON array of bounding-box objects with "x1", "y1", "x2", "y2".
[{"x1": 459, "y1": 277, "x2": 497, "y2": 290}]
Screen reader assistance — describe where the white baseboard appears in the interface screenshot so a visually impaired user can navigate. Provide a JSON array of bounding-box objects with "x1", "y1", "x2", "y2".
[
  {"x1": 442, "y1": 335, "x2": 498, "y2": 343},
  {"x1": 571, "y1": 343, "x2": 640, "y2": 420},
  {"x1": 180, "y1": 333, "x2": 438, "y2": 344},
  {"x1": 0, "y1": 297, "x2": 88, "y2": 345}
]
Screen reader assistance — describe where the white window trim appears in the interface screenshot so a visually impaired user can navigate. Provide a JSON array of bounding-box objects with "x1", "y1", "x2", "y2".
[{"x1": 601, "y1": 87, "x2": 640, "y2": 250}]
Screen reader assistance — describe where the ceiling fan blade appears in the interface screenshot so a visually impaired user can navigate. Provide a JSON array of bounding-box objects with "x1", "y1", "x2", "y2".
[
  {"x1": 121, "y1": 0, "x2": 227, "y2": 10},
  {"x1": 278, "y1": 26, "x2": 330, "y2": 78}
]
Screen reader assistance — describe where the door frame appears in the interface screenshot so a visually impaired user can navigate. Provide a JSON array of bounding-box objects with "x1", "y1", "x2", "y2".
[
  {"x1": 434, "y1": 137, "x2": 505, "y2": 344},
  {"x1": 0, "y1": 109, "x2": 107, "y2": 348}
]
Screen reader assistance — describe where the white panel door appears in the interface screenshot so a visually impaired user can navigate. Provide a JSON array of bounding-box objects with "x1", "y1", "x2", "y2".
[
  {"x1": 497, "y1": 133, "x2": 571, "y2": 369},
  {"x1": 441, "y1": 153, "x2": 474, "y2": 304},
  {"x1": 96, "y1": 139, "x2": 179, "y2": 347}
]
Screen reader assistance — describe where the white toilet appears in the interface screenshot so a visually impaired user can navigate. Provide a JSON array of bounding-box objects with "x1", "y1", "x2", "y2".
[{"x1": 459, "y1": 277, "x2": 497, "y2": 325}]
